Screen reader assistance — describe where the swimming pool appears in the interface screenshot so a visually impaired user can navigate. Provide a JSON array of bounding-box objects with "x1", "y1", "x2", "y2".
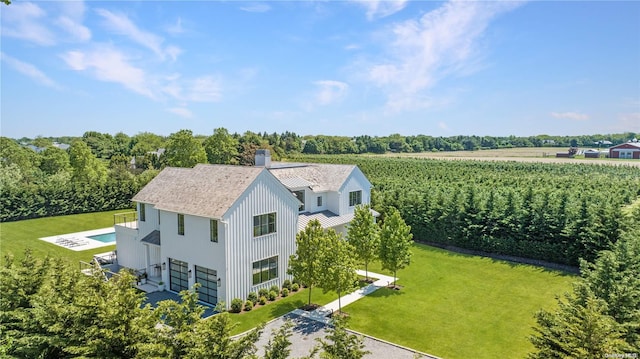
[{"x1": 87, "y1": 232, "x2": 116, "y2": 243}]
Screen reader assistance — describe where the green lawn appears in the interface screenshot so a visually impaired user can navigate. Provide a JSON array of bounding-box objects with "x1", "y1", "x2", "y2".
[
  {"x1": 0, "y1": 210, "x2": 124, "y2": 265},
  {"x1": 344, "y1": 243, "x2": 574, "y2": 359}
]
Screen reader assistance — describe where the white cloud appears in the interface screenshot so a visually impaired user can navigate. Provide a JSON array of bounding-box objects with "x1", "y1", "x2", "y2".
[
  {"x1": 55, "y1": 1, "x2": 91, "y2": 42},
  {"x1": 60, "y1": 45, "x2": 154, "y2": 98},
  {"x1": 167, "y1": 107, "x2": 193, "y2": 119},
  {"x1": 363, "y1": 1, "x2": 524, "y2": 112},
  {"x1": 95, "y1": 9, "x2": 181, "y2": 61},
  {"x1": 551, "y1": 112, "x2": 589, "y2": 121},
  {"x1": 1, "y1": 52, "x2": 61, "y2": 89},
  {"x1": 352, "y1": 0, "x2": 408, "y2": 20},
  {"x1": 1, "y1": 2, "x2": 56, "y2": 45},
  {"x1": 55, "y1": 16, "x2": 91, "y2": 42},
  {"x1": 438, "y1": 121, "x2": 449, "y2": 131},
  {"x1": 314, "y1": 80, "x2": 349, "y2": 105},
  {"x1": 239, "y1": 3, "x2": 271, "y2": 13}
]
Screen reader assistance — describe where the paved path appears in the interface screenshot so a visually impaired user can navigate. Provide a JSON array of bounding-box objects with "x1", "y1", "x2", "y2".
[{"x1": 251, "y1": 270, "x2": 440, "y2": 359}]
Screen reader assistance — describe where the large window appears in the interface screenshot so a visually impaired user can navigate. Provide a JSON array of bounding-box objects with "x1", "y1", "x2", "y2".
[
  {"x1": 177, "y1": 214, "x2": 185, "y2": 235},
  {"x1": 139, "y1": 203, "x2": 146, "y2": 222},
  {"x1": 195, "y1": 265, "x2": 218, "y2": 305},
  {"x1": 253, "y1": 212, "x2": 276, "y2": 237},
  {"x1": 349, "y1": 190, "x2": 362, "y2": 207},
  {"x1": 252, "y1": 256, "x2": 278, "y2": 285},
  {"x1": 210, "y1": 219, "x2": 218, "y2": 242},
  {"x1": 293, "y1": 190, "x2": 305, "y2": 211},
  {"x1": 317, "y1": 196, "x2": 323, "y2": 207}
]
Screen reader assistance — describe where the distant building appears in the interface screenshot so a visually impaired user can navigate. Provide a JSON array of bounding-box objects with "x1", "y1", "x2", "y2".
[{"x1": 609, "y1": 141, "x2": 640, "y2": 159}]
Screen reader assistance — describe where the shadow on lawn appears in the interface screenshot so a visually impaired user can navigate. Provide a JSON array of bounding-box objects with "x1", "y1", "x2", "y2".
[{"x1": 366, "y1": 287, "x2": 405, "y2": 299}]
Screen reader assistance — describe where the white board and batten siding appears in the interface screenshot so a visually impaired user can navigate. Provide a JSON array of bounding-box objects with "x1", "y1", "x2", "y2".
[
  {"x1": 338, "y1": 168, "x2": 372, "y2": 215},
  {"x1": 157, "y1": 208, "x2": 227, "y2": 301},
  {"x1": 223, "y1": 170, "x2": 299, "y2": 305}
]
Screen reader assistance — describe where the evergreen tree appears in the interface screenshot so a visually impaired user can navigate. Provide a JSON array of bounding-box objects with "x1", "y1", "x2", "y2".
[
  {"x1": 378, "y1": 207, "x2": 413, "y2": 287},
  {"x1": 347, "y1": 205, "x2": 380, "y2": 281}
]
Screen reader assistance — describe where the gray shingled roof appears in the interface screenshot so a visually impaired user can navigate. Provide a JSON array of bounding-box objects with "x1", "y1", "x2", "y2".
[
  {"x1": 268, "y1": 163, "x2": 356, "y2": 192},
  {"x1": 133, "y1": 164, "x2": 264, "y2": 219}
]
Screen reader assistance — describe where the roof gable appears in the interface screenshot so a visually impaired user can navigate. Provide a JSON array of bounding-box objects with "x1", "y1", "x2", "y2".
[
  {"x1": 610, "y1": 142, "x2": 640, "y2": 150},
  {"x1": 268, "y1": 163, "x2": 357, "y2": 192},
  {"x1": 133, "y1": 164, "x2": 264, "y2": 218}
]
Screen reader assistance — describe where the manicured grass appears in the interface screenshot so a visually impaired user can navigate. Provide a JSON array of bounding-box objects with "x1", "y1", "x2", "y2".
[
  {"x1": 0, "y1": 210, "x2": 124, "y2": 265},
  {"x1": 344, "y1": 243, "x2": 574, "y2": 359}
]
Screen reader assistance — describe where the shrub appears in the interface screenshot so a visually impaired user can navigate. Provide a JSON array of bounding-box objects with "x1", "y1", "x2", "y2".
[
  {"x1": 244, "y1": 300, "x2": 253, "y2": 311},
  {"x1": 259, "y1": 296, "x2": 267, "y2": 305},
  {"x1": 268, "y1": 290, "x2": 277, "y2": 301},
  {"x1": 258, "y1": 288, "x2": 269, "y2": 298},
  {"x1": 291, "y1": 283, "x2": 300, "y2": 292},
  {"x1": 281, "y1": 288, "x2": 289, "y2": 297},
  {"x1": 270, "y1": 285, "x2": 280, "y2": 294},
  {"x1": 247, "y1": 291, "x2": 258, "y2": 305},
  {"x1": 230, "y1": 298, "x2": 243, "y2": 313},
  {"x1": 282, "y1": 279, "x2": 292, "y2": 290}
]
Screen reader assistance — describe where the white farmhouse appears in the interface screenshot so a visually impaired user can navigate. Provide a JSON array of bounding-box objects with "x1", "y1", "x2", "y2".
[{"x1": 115, "y1": 150, "x2": 373, "y2": 308}]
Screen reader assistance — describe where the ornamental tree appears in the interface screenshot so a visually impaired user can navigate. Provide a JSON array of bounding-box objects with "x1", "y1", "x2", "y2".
[
  {"x1": 347, "y1": 205, "x2": 379, "y2": 282},
  {"x1": 378, "y1": 207, "x2": 413, "y2": 287},
  {"x1": 288, "y1": 219, "x2": 327, "y2": 306}
]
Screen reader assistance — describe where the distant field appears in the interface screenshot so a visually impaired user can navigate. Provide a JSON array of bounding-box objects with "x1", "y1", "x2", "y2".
[{"x1": 383, "y1": 147, "x2": 640, "y2": 166}]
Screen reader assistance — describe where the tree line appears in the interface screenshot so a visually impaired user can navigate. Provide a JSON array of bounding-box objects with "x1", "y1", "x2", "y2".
[{"x1": 291, "y1": 155, "x2": 640, "y2": 266}]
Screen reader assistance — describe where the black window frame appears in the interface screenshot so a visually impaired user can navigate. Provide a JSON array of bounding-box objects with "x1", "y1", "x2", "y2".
[
  {"x1": 177, "y1": 213, "x2": 185, "y2": 236},
  {"x1": 210, "y1": 219, "x2": 218, "y2": 242},
  {"x1": 317, "y1": 196, "x2": 322, "y2": 207},
  {"x1": 349, "y1": 190, "x2": 362, "y2": 207},
  {"x1": 252, "y1": 256, "x2": 278, "y2": 285},
  {"x1": 253, "y1": 212, "x2": 276, "y2": 237},
  {"x1": 139, "y1": 203, "x2": 146, "y2": 222}
]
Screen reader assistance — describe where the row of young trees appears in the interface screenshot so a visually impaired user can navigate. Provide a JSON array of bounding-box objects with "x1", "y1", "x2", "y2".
[
  {"x1": 528, "y1": 204, "x2": 640, "y2": 357},
  {"x1": 0, "y1": 251, "x2": 370, "y2": 359},
  {"x1": 288, "y1": 207, "x2": 413, "y2": 312},
  {"x1": 292, "y1": 155, "x2": 640, "y2": 266}
]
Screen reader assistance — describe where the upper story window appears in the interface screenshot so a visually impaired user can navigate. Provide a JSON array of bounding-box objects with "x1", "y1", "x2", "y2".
[
  {"x1": 177, "y1": 214, "x2": 185, "y2": 235},
  {"x1": 293, "y1": 190, "x2": 305, "y2": 212},
  {"x1": 254, "y1": 212, "x2": 276, "y2": 237},
  {"x1": 140, "y1": 203, "x2": 146, "y2": 222},
  {"x1": 210, "y1": 219, "x2": 218, "y2": 242},
  {"x1": 349, "y1": 190, "x2": 362, "y2": 207},
  {"x1": 317, "y1": 196, "x2": 323, "y2": 207}
]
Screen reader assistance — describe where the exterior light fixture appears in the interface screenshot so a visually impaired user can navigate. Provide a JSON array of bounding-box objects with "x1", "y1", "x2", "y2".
[
  {"x1": 188, "y1": 269, "x2": 192, "y2": 278},
  {"x1": 162, "y1": 262, "x2": 166, "y2": 270},
  {"x1": 217, "y1": 278, "x2": 222, "y2": 287}
]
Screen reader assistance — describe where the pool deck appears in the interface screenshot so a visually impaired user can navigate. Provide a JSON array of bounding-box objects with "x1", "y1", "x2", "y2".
[{"x1": 39, "y1": 227, "x2": 115, "y2": 251}]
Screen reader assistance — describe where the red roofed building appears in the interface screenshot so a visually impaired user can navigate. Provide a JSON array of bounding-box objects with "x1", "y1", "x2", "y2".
[{"x1": 609, "y1": 141, "x2": 640, "y2": 159}]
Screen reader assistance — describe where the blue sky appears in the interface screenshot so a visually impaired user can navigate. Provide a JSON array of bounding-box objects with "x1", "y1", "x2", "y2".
[{"x1": 1, "y1": 1, "x2": 639, "y2": 139}]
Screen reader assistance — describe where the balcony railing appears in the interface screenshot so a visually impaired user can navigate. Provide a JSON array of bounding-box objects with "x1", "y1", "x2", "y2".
[{"x1": 114, "y1": 211, "x2": 138, "y2": 229}]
